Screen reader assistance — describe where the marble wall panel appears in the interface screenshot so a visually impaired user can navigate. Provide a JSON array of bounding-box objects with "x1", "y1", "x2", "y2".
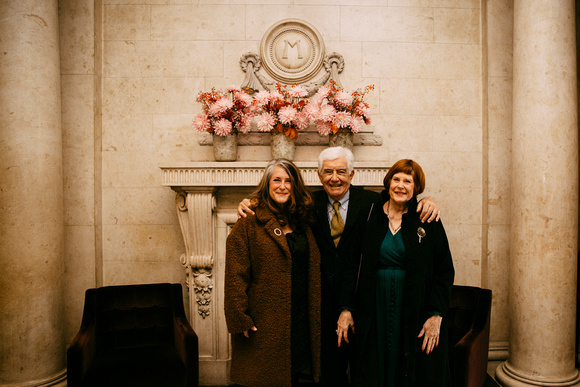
[
  {"x1": 432, "y1": 115, "x2": 482, "y2": 152},
  {"x1": 388, "y1": 0, "x2": 480, "y2": 8},
  {"x1": 102, "y1": 151, "x2": 159, "y2": 188},
  {"x1": 103, "y1": 114, "x2": 154, "y2": 152},
  {"x1": 104, "y1": 4, "x2": 151, "y2": 41},
  {"x1": 102, "y1": 77, "x2": 203, "y2": 114},
  {"x1": 445, "y1": 223, "x2": 483, "y2": 286},
  {"x1": 381, "y1": 78, "x2": 481, "y2": 116},
  {"x1": 363, "y1": 42, "x2": 481, "y2": 80},
  {"x1": 380, "y1": 115, "x2": 435, "y2": 153},
  {"x1": 103, "y1": 259, "x2": 185, "y2": 285},
  {"x1": 341, "y1": 6, "x2": 434, "y2": 43},
  {"x1": 293, "y1": 0, "x2": 385, "y2": 5},
  {"x1": 103, "y1": 224, "x2": 184, "y2": 263},
  {"x1": 153, "y1": 114, "x2": 199, "y2": 162},
  {"x1": 106, "y1": 0, "x2": 197, "y2": 3},
  {"x1": 425, "y1": 151, "x2": 482, "y2": 190},
  {"x1": 102, "y1": 187, "x2": 176, "y2": 225},
  {"x1": 150, "y1": 5, "x2": 245, "y2": 41},
  {"x1": 434, "y1": 7, "x2": 480, "y2": 44},
  {"x1": 245, "y1": 5, "x2": 341, "y2": 41}
]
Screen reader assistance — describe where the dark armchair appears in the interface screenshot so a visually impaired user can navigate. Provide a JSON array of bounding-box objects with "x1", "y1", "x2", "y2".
[
  {"x1": 447, "y1": 285, "x2": 492, "y2": 387},
  {"x1": 67, "y1": 283, "x2": 199, "y2": 387}
]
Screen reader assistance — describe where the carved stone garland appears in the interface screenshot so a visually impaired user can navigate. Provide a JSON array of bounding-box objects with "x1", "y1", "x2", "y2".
[{"x1": 240, "y1": 51, "x2": 345, "y2": 96}]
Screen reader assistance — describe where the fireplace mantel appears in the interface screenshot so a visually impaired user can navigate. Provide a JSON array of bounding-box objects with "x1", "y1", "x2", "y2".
[
  {"x1": 160, "y1": 161, "x2": 389, "y2": 188},
  {"x1": 159, "y1": 161, "x2": 388, "y2": 385}
]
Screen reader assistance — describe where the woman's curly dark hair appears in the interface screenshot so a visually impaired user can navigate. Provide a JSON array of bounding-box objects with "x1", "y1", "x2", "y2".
[{"x1": 250, "y1": 159, "x2": 315, "y2": 230}]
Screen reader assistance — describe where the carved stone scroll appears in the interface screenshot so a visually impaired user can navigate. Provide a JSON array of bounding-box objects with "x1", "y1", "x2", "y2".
[{"x1": 176, "y1": 189, "x2": 216, "y2": 318}]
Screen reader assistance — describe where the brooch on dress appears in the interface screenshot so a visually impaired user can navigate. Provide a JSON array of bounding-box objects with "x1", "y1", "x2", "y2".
[{"x1": 417, "y1": 227, "x2": 426, "y2": 243}]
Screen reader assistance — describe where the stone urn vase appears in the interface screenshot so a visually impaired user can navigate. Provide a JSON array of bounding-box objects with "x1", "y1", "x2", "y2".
[
  {"x1": 329, "y1": 127, "x2": 354, "y2": 150},
  {"x1": 213, "y1": 133, "x2": 237, "y2": 161},
  {"x1": 271, "y1": 130, "x2": 295, "y2": 160}
]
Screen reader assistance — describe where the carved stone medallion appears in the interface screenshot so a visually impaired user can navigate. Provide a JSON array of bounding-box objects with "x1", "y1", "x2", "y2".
[{"x1": 260, "y1": 19, "x2": 325, "y2": 84}]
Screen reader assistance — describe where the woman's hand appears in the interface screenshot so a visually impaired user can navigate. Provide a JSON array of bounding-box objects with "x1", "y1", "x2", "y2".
[
  {"x1": 336, "y1": 310, "x2": 355, "y2": 347},
  {"x1": 243, "y1": 326, "x2": 257, "y2": 338},
  {"x1": 416, "y1": 197, "x2": 441, "y2": 223},
  {"x1": 418, "y1": 315, "x2": 442, "y2": 354},
  {"x1": 237, "y1": 198, "x2": 254, "y2": 219}
]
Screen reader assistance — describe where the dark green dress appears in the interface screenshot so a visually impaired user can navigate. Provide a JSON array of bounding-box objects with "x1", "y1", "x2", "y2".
[{"x1": 376, "y1": 230, "x2": 406, "y2": 387}]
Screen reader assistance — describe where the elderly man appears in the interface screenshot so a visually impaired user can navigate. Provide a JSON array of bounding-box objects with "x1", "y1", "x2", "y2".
[{"x1": 238, "y1": 147, "x2": 440, "y2": 386}]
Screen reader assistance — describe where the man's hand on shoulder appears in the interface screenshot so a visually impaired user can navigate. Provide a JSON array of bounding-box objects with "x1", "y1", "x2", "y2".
[
  {"x1": 417, "y1": 197, "x2": 441, "y2": 223},
  {"x1": 237, "y1": 198, "x2": 255, "y2": 219}
]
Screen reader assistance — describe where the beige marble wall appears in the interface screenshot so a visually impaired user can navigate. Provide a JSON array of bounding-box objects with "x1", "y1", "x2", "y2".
[
  {"x1": 57, "y1": 0, "x2": 520, "y2": 380},
  {"x1": 486, "y1": 0, "x2": 513, "y2": 361},
  {"x1": 96, "y1": 2, "x2": 484, "y2": 280},
  {"x1": 60, "y1": 0, "x2": 99, "y2": 346}
]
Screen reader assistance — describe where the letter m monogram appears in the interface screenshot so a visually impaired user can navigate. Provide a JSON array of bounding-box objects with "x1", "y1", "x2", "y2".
[{"x1": 282, "y1": 40, "x2": 303, "y2": 59}]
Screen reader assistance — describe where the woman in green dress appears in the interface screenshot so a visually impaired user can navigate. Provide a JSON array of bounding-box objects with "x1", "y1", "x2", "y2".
[{"x1": 349, "y1": 159, "x2": 455, "y2": 386}]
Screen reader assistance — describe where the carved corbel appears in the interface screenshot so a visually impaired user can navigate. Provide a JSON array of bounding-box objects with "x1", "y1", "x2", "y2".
[{"x1": 175, "y1": 189, "x2": 216, "y2": 319}]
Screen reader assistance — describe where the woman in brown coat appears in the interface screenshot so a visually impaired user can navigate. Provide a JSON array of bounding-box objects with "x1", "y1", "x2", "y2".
[{"x1": 224, "y1": 159, "x2": 321, "y2": 387}]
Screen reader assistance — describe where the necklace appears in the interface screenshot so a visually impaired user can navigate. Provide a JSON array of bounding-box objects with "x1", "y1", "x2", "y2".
[{"x1": 386, "y1": 201, "x2": 402, "y2": 234}]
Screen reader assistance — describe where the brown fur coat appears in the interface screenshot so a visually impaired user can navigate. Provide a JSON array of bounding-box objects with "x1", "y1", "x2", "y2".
[{"x1": 224, "y1": 205, "x2": 321, "y2": 387}]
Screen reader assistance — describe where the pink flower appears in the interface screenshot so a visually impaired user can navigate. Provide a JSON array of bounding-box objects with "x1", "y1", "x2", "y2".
[
  {"x1": 278, "y1": 105, "x2": 297, "y2": 125},
  {"x1": 289, "y1": 85, "x2": 307, "y2": 98},
  {"x1": 333, "y1": 111, "x2": 352, "y2": 128},
  {"x1": 254, "y1": 90, "x2": 271, "y2": 105},
  {"x1": 316, "y1": 121, "x2": 333, "y2": 136},
  {"x1": 335, "y1": 91, "x2": 353, "y2": 108},
  {"x1": 192, "y1": 114, "x2": 211, "y2": 133},
  {"x1": 214, "y1": 118, "x2": 232, "y2": 136},
  {"x1": 315, "y1": 85, "x2": 330, "y2": 100},
  {"x1": 256, "y1": 112, "x2": 275, "y2": 132},
  {"x1": 294, "y1": 111, "x2": 310, "y2": 130},
  {"x1": 239, "y1": 115, "x2": 253, "y2": 134},
  {"x1": 269, "y1": 90, "x2": 284, "y2": 102},
  {"x1": 349, "y1": 116, "x2": 363, "y2": 133},
  {"x1": 356, "y1": 104, "x2": 371, "y2": 122},
  {"x1": 208, "y1": 97, "x2": 233, "y2": 117},
  {"x1": 304, "y1": 103, "x2": 320, "y2": 120},
  {"x1": 318, "y1": 104, "x2": 337, "y2": 122},
  {"x1": 227, "y1": 85, "x2": 241, "y2": 92},
  {"x1": 235, "y1": 91, "x2": 253, "y2": 107}
]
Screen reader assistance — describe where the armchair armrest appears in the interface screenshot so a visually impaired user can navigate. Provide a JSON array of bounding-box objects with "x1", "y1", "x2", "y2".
[
  {"x1": 67, "y1": 324, "x2": 96, "y2": 387},
  {"x1": 174, "y1": 315, "x2": 199, "y2": 387},
  {"x1": 451, "y1": 287, "x2": 492, "y2": 387}
]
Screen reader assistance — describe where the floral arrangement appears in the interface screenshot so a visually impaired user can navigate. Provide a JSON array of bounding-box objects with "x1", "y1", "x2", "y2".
[
  {"x1": 192, "y1": 81, "x2": 374, "y2": 139},
  {"x1": 306, "y1": 79, "x2": 374, "y2": 135},
  {"x1": 252, "y1": 83, "x2": 310, "y2": 139},
  {"x1": 192, "y1": 85, "x2": 253, "y2": 136}
]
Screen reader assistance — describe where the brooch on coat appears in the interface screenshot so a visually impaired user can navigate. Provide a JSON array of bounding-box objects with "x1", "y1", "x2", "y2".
[{"x1": 417, "y1": 227, "x2": 426, "y2": 243}]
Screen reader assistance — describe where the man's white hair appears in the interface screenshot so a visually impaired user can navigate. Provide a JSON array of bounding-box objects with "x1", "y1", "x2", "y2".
[{"x1": 317, "y1": 146, "x2": 355, "y2": 174}]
